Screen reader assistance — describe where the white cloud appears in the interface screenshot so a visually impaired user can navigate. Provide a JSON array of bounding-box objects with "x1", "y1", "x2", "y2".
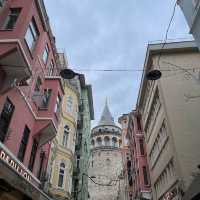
[{"x1": 44, "y1": 0, "x2": 190, "y2": 126}]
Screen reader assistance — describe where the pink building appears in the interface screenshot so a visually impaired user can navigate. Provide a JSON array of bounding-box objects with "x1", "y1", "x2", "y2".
[
  {"x1": 127, "y1": 111, "x2": 152, "y2": 200},
  {"x1": 0, "y1": 0, "x2": 64, "y2": 199},
  {"x1": 118, "y1": 114, "x2": 134, "y2": 200}
]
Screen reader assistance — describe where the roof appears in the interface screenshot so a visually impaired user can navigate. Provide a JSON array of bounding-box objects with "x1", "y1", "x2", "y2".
[{"x1": 98, "y1": 100, "x2": 116, "y2": 126}]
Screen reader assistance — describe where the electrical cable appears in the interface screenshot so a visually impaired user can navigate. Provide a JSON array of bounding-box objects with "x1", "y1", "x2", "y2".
[
  {"x1": 157, "y1": 0, "x2": 178, "y2": 69},
  {"x1": 1, "y1": 63, "x2": 200, "y2": 73}
]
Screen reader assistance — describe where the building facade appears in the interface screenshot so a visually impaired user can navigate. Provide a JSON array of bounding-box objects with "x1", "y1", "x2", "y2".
[
  {"x1": 127, "y1": 111, "x2": 151, "y2": 200},
  {"x1": 72, "y1": 75, "x2": 94, "y2": 200},
  {"x1": 178, "y1": 0, "x2": 200, "y2": 50},
  {"x1": 0, "y1": 0, "x2": 64, "y2": 199},
  {"x1": 137, "y1": 41, "x2": 200, "y2": 200},
  {"x1": 118, "y1": 114, "x2": 133, "y2": 200},
  {"x1": 88, "y1": 101, "x2": 123, "y2": 200},
  {"x1": 47, "y1": 54, "x2": 79, "y2": 200}
]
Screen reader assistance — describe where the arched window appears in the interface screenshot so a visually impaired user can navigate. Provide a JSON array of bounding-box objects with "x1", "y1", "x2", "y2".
[
  {"x1": 58, "y1": 162, "x2": 65, "y2": 188},
  {"x1": 104, "y1": 136, "x2": 110, "y2": 146},
  {"x1": 62, "y1": 125, "x2": 69, "y2": 147},
  {"x1": 97, "y1": 137, "x2": 102, "y2": 146},
  {"x1": 112, "y1": 137, "x2": 117, "y2": 147},
  {"x1": 91, "y1": 139, "x2": 95, "y2": 147},
  {"x1": 66, "y1": 96, "x2": 73, "y2": 113}
]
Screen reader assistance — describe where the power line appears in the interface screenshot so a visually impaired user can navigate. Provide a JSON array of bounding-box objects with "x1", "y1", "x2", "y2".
[{"x1": 157, "y1": 0, "x2": 178, "y2": 68}]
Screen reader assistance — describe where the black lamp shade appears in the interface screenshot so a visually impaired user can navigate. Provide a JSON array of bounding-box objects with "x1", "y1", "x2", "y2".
[
  {"x1": 146, "y1": 69, "x2": 162, "y2": 80},
  {"x1": 60, "y1": 69, "x2": 77, "y2": 79}
]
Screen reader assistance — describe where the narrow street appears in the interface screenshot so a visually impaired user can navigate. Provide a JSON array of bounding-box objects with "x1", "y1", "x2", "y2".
[{"x1": 0, "y1": 0, "x2": 200, "y2": 200}]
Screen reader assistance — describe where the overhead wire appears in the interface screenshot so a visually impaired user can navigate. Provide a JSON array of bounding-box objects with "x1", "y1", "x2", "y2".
[{"x1": 1, "y1": 63, "x2": 200, "y2": 73}]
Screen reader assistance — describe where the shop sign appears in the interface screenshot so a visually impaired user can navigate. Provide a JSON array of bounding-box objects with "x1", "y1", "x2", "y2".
[{"x1": 0, "y1": 148, "x2": 32, "y2": 182}]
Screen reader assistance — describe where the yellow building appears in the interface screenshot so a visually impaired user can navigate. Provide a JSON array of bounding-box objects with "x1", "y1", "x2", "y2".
[{"x1": 48, "y1": 54, "x2": 79, "y2": 200}]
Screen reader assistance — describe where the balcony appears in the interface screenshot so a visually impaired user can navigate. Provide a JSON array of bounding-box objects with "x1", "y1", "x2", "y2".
[{"x1": 0, "y1": 41, "x2": 31, "y2": 93}]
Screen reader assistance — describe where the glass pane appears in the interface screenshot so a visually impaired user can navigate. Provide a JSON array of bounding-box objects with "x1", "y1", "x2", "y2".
[{"x1": 25, "y1": 26, "x2": 34, "y2": 49}]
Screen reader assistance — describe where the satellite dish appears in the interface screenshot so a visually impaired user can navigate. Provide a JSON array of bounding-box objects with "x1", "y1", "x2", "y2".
[
  {"x1": 146, "y1": 69, "x2": 162, "y2": 80},
  {"x1": 60, "y1": 69, "x2": 77, "y2": 79}
]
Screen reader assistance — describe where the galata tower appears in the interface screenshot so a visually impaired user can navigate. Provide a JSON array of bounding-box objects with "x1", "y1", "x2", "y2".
[{"x1": 88, "y1": 101, "x2": 123, "y2": 200}]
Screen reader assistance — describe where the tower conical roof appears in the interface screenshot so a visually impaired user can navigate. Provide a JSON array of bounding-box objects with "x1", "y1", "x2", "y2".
[{"x1": 98, "y1": 99, "x2": 116, "y2": 126}]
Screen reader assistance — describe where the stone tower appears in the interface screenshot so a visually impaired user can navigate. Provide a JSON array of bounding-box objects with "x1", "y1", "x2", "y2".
[{"x1": 88, "y1": 101, "x2": 123, "y2": 200}]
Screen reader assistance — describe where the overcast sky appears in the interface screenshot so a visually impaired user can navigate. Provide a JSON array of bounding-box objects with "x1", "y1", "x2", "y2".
[{"x1": 44, "y1": 0, "x2": 192, "y2": 126}]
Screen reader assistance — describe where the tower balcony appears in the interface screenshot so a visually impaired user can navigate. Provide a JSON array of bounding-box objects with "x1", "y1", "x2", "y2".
[{"x1": 0, "y1": 40, "x2": 31, "y2": 93}]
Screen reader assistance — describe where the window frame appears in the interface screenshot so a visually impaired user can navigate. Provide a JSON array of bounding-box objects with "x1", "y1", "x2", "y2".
[
  {"x1": 139, "y1": 139, "x2": 145, "y2": 155},
  {"x1": 58, "y1": 162, "x2": 66, "y2": 188},
  {"x1": 3, "y1": 8, "x2": 21, "y2": 30},
  {"x1": 62, "y1": 125, "x2": 69, "y2": 148},
  {"x1": 54, "y1": 94, "x2": 62, "y2": 115},
  {"x1": 66, "y1": 96, "x2": 73, "y2": 113},
  {"x1": 25, "y1": 17, "x2": 39, "y2": 51},
  {"x1": 17, "y1": 125, "x2": 30, "y2": 162},
  {"x1": 40, "y1": 88, "x2": 52, "y2": 109},
  {"x1": 43, "y1": 43, "x2": 49, "y2": 64},
  {"x1": 0, "y1": 98, "x2": 15, "y2": 143},
  {"x1": 47, "y1": 60, "x2": 54, "y2": 76},
  {"x1": 28, "y1": 139, "x2": 38, "y2": 171},
  {"x1": 143, "y1": 166, "x2": 149, "y2": 186}
]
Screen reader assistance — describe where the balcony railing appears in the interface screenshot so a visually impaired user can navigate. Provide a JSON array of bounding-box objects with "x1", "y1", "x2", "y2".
[{"x1": 32, "y1": 91, "x2": 51, "y2": 110}]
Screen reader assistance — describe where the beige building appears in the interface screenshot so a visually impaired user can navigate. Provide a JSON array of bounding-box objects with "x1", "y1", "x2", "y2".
[
  {"x1": 88, "y1": 101, "x2": 123, "y2": 200},
  {"x1": 137, "y1": 41, "x2": 200, "y2": 200},
  {"x1": 47, "y1": 54, "x2": 79, "y2": 200}
]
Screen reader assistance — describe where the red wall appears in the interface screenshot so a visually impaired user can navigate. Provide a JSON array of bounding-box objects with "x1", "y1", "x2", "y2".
[
  {"x1": 128, "y1": 112, "x2": 151, "y2": 198},
  {"x1": 0, "y1": 0, "x2": 63, "y2": 182}
]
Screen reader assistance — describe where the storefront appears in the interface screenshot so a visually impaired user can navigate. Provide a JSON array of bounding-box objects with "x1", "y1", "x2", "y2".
[{"x1": 0, "y1": 143, "x2": 52, "y2": 200}]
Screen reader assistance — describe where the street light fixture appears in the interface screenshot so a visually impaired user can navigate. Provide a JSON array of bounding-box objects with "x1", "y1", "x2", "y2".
[
  {"x1": 60, "y1": 68, "x2": 79, "y2": 79},
  {"x1": 146, "y1": 69, "x2": 162, "y2": 80}
]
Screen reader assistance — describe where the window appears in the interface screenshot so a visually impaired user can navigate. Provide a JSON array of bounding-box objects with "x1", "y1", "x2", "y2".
[
  {"x1": 137, "y1": 117, "x2": 142, "y2": 130},
  {"x1": 37, "y1": 151, "x2": 45, "y2": 180},
  {"x1": 143, "y1": 166, "x2": 149, "y2": 185},
  {"x1": 112, "y1": 137, "x2": 117, "y2": 147},
  {"x1": 4, "y1": 8, "x2": 21, "y2": 29},
  {"x1": 66, "y1": 96, "x2": 73, "y2": 113},
  {"x1": 91, "y1": 139, "x2": 95, "y2": 147},
  {"x1": 41, "y1": 89, "x2": 52, "y2": 108},
  {"x1": 139, "y1": 139, "x2": 145, "y2": 155},
  {"x1": 34, "y1": 77, "x2": 42, "y2": 92},
  {"x1": 62, "y1": 125, "x2": 69, "y2": 147},
  {"x1": 17, "y1": 126, "x2": 30, "y2": 162},
  {"x1": 97, "y1": 137, "x2": 102, "y2": 146},
  {"x1": 0, "y1": 98, "x2": 15, "y2": 142},
  {"x1": 47, "y1": 60, "x2": 54, "y2": 76},
  {"x1": 25, "y1": 18, "x2": 39, "y2": 50},
  {"x1": 58, "y1": 162, "x2": 65, "y2": 188},
  {"x1": 104, "y1": 136, "x2": 110, "y2": 146},
  {"x1": 28, "y1": 139, "x2": 38, "y2": 171},
  {"x1": 54, "y1": 94, "x2": 61, "y2": 113},
  {"x1": 43, "y1": 44, "x2": 49, "y2": 64}
]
